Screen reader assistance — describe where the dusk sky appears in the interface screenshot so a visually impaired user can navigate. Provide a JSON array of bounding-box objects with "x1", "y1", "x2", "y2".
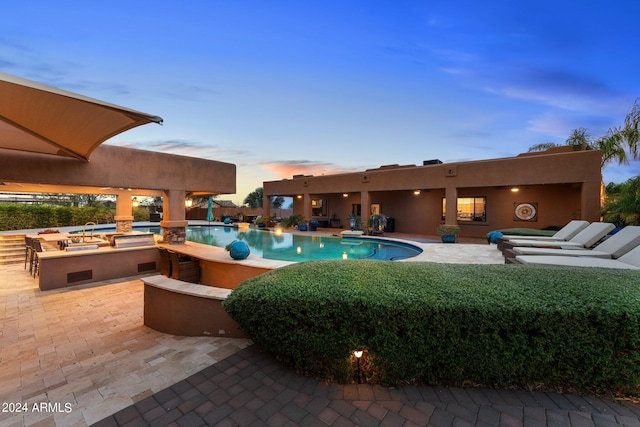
[{"x1": 2, "y1": 1, "x2": 639, "y2": 205}]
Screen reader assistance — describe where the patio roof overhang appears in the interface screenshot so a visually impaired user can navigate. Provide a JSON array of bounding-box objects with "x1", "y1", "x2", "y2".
[{"x1": 0, "y1": 72, "x2": 163, "y2": 161}]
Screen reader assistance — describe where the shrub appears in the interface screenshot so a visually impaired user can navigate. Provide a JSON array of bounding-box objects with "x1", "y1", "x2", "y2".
[
  {"x1": 0, "y1": 204, "x2": 119, "y2": 230},
  {"x1": 223, "y1": 260, "x2": 640, "y2": 395},
  {"x1": 280, "y1": 214, "x2": 306, "y2": 228}
]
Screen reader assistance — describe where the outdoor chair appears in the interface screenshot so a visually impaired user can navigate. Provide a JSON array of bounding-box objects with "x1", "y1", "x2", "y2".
[
  {"x1": 24, "y1": 236, "x2": 34, "y2": 270},
  {"x1": 168, "y1": 250, "x2": 201, "y2": 284},
  {"x1": 500, "y1": 220, "x2": 590, "y2": 242},
  {"x1": 158, "y1": 247, "x2": 172, "y2": 277},
  {"x1": 30, "y1": 238, "x2": 43, "y2": 277},
  {"x1": 505, "y1": 226, "x2": 640, "y2": 262},
  {"x1": 496, "y1": 220, "x2": 589, "y2": 251},
  {"x1": 500, "y1": 222, "x2": 615, "y2": 254},
  {"x1": 514, "y1": 244, "x2": 640, "y2": 270}
]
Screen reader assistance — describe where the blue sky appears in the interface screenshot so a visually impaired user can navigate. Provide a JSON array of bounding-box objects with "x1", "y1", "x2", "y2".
[{"x1": 1, "y1": 1, "x2": 639, "y2": 205}]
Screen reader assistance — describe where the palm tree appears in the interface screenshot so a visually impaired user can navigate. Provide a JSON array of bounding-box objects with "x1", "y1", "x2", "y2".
[
  {"x1": 601, "y1": 177, "x2": 640, "y2": 226},
  {"x1": 566, "y1": 127, "x2": 592, "y2": 148},
  {"x1": 243, "y1": 187, "x2": 263, "y2": 209},
  {"x1": 595, "y1": 99, "x2": 640, "y2": 166},
  {"x1": 527, "y1": 142, "x2": 559, "y2": 153},
  {"x1": 528, "y1": 99, "x2": 640, "y2": 166},
  {"x1": 622, "y1": 99, "x2": 639, "y2": 159}
]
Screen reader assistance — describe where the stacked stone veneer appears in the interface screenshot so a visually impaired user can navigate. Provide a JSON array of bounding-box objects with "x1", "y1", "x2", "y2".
[
  {"x1": 162, "y1": 226, "x2": 186, "y2": 244},
  {"x1": 116, "y1": 220, "x2": 133, "y2": 233}
]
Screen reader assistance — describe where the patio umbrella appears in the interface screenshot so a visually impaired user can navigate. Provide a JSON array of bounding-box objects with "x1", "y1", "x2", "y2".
[
  {"x1": 206, "y1": 197, "x2": 214, "y2": 222},
  {"x1": 0, "y1": 72, "x2": 162, "y2": 161}
]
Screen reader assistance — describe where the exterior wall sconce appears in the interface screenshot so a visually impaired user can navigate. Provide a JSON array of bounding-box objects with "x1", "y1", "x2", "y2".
[
  {"x1": 354, "y1": 350, "x2": 364, "y2": 383},
  {"x1": 132, "y1": 197, "x2": 139, "y2": 208},
  {"x1": 185, "y1": 198, "x2": 193, "y2": 208},
  {"x1": 297, "y1": 195, "x2": 302, "y2": 199},
  {"x1": 343, "y1": 193, "x2": 349, "y2": 198}
]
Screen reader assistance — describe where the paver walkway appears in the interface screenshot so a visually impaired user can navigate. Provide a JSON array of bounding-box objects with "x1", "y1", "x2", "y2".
[
  {"x1": 0, "y1": 264, "x2": 250, "y2": 427},
  {"x1": 93, "y1": 344, "x2": 640, "y2": 427}
]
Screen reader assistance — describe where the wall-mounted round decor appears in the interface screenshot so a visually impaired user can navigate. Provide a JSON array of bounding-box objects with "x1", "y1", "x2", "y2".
[{"x1": 514, "y1": 202, "x2": 537, "y2": 221}]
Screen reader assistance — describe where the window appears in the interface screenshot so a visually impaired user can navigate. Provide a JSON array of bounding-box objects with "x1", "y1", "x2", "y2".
[
  {"x1": 311, "y1": 198, "x2": 327, "y2": 217},
  {"x1": 442, "y1": 197, "x2": 487, "y2": 222}
]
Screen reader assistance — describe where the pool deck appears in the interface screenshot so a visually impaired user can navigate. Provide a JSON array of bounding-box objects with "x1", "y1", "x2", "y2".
[{"x1": 2, "y1": 226, "x2": 639, "y2": 426}]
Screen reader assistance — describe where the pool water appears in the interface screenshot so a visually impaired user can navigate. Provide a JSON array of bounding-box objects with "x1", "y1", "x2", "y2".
[{"x1": 90, "y1": 225, "x2": 423, "y2": 262}]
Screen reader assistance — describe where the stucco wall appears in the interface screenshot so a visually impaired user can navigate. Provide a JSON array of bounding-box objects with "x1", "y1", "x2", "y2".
[{"x1": 0, "y1": 144, "x2": 235, "y2": 194}]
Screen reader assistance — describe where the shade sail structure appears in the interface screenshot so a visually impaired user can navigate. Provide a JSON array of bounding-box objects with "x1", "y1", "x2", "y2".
[{"x1": 0, "y1": 72, "x2": 162, "y2": 161}]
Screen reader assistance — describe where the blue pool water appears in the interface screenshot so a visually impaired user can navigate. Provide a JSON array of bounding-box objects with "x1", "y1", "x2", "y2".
[{"x1": 88, "y1": 225, "x2": 423, "y2": 262}]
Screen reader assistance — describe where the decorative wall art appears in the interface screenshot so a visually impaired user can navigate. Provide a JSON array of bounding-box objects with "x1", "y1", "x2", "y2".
[{"x1": 514, "y1": 202, "x2": 538, "y2": 221}]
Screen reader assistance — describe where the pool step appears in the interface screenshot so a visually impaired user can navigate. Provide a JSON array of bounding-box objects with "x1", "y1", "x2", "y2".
[{"x1": 0, "y1": 234, "x2": 27, "y2": 265}]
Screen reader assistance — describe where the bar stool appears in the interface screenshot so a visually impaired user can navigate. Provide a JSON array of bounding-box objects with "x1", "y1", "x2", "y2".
[
  {"x1": 24, "y1": 236, "x2": 34, "y2": 270},
  {"x1": 158, "y1": 247, "x2": 172, "y2": 277},
  {"x1": 168, "y1": 251, "x2": 200, "y2": 283},
  {"x1": 30, "y1": 239, "x2": 43, "y2": 277}
]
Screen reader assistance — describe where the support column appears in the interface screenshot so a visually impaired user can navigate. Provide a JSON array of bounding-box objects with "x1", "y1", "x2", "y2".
[
  {"x1": 445, "y1": 187, "x2": 458, "y2": 225},
  {"x1": 303, "y1": 193, "x2": 312, "y2": 222},
  {"x1": 581, "y1": 180, "x2": 602, "y2": 222},
  {"x1": 360, "y1": 191, "x2": 370, "y2": 226},
  {"x1": 114, "y1": 191, "x2": 134, "y2": 233},
  {"x1": 160, "y1": 189, "x2": 188, "y2": 244},
  {"x1": 262, "y1": 194, "x2": 271, "y2": 220}
]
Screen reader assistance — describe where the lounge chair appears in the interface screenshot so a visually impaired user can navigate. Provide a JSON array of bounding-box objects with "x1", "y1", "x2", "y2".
[
  {"x1": 496, "y1": 220, "x2": 589, "y2": 251},
  {"x1": 500, "y1": 220, "x2": 590, "y2": 241},
  {"x1": 514, "y1": 244, "x2": 640, "y2": 270},
  {"x1": 506, "y1": 226, "x2": 640, "y2": 261},
  {"x1": 501, "y1": 222, "x2": 615, "y2": 254}
]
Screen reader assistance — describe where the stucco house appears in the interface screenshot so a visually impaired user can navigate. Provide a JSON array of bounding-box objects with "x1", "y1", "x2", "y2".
[{"x1": 263, "y1": 146, "x2": 602, "y2": 238}]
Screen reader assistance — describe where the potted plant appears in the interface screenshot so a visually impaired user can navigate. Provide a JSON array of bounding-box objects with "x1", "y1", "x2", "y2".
[
  {"x1": 348, "y1": 214, "x2": 358, "y2": 231},
  {"x1": 437, "y1": 224, "x2": 460, "y2": 243},
  {"x1": 255, "y1": 216, "x2": 274, "y2": 228},
  {"x1": 368, "y1": 214, "x2": 387, "y2": 236},
  {"x1": 297, "y1": 218, "x2": 308, "y2": 231}
]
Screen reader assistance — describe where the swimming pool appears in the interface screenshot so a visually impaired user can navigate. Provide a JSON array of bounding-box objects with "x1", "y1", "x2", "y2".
[{"x1": 88, "y1": 225, "x2": 423, "y2": 262}]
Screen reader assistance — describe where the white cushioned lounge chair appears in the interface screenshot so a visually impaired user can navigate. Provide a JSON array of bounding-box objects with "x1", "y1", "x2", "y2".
[
  {"x1": 500, "y1": 220, "x2": 589, "y2": 242},
  {"x1": 515, "y1": 244, "x2": 640, "y2": 270},
  {"x1": 510, "y1": 226, "x2": 640, "y2": 259},
  {"x1": 505, "y1": 222, "x2": 615, "y2": 250}
]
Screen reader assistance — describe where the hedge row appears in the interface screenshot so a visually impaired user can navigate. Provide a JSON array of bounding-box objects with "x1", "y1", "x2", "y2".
[
  {"x1": 0, "y1": 204, "x2": 150, "y2": 231},
  {"x1": 223, "y1": 260, "x2": 640, "y2": 395}
]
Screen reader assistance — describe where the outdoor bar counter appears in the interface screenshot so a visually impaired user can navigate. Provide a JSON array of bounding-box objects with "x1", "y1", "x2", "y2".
[
  {"x1": 156, "y1": 241, "x2": 292, "y2": 289},
  {"x1": 37, "y1": 243, "x2": 161, "y2": 291}
]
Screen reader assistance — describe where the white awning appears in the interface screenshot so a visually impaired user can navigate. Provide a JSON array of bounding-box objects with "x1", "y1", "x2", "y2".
[{"x1": 0, "y1": 72, "x2": 162, "y2": 161}]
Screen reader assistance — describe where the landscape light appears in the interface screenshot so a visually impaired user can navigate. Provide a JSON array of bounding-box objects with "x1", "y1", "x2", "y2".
[{"x1": 354, "y1": 350, "x2": 364, "y2": 383}]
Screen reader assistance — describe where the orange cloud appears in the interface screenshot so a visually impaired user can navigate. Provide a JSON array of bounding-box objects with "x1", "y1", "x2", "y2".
[{"x1": 258, "y1": 160, "x2": 360, "y2": 179}]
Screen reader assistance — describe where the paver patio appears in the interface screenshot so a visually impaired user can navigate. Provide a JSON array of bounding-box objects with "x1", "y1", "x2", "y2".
[{"x1": 1, "y1": 235, "x2": 639, "y2": 426}]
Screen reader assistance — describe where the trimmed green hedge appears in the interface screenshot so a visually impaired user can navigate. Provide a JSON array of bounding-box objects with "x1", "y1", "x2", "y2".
[
  {"x1": 0, "y1": 204, "x2": 150, "y2": 231},
  {"x1": 223, "y1": 260, "x2": 640, "y2": 395}
]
